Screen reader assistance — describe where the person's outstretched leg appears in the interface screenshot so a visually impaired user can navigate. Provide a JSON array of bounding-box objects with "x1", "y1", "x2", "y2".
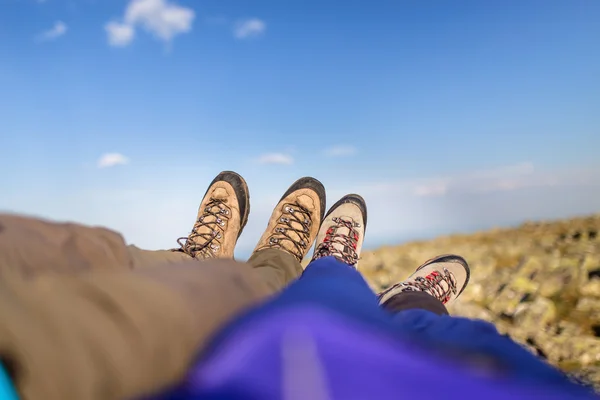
[
  {"x1": 0, "y1": 213, "x2": 274, "y2": 400},
  {"x1": 128, "y1": 171, "x2": 251, "y2": 268},
  {"x1": 245, "y1": 177, "x2": 326, "y2": 294},
  {"x1": 378, "y1": 254, "x2": 470, "y2": 316},
  {"x1": 379, "y1": 256, "x2": 577, "y2": 388},
  {"x1": 211, "y1": 193, "x2": 395, "y2": 343},
  {"x1": 274, "y1": 194, "x2": 380, "y2": 316}
]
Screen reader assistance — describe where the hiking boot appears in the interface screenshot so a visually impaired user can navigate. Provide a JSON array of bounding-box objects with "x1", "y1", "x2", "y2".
[
  {"x1": 311, "y1": 194, "x2": 367, "y2": 268},
  {"x1": 378, "y1": 254, "x2": 470, "y2": 306},
  {"x1": 252, "y1": 177, "x2": 326, "y2": 262},
  {"x1": 174, "y1": 171, "x2": 250, "y2": 259}
]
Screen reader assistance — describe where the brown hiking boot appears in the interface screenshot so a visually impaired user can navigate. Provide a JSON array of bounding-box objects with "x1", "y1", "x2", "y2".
[
  {"x1": 311, "y1": 194, "x2": 367, "y2": 268},
  {"x1": 252, "y1": 177, "x2": 326, "y2": 262},
  {"x1": 378, "y1": 254, "x2": 470, "y2": 306},
  {"x1": 174, "y1": 171, "x2": 250, "y2": 259}
]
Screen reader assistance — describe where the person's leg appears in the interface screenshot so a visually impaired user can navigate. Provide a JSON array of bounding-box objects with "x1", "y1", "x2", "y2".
[
  {"x1": 379, "y1": 256, "x2": 575, "y2": 387},
  {"x1": 273, "y1": 194, "x2": 379, "y2": 317},
  {"x1": 382, "y1": 291, "x2": 449, "y2": 315},
  {"x1": 0, "y1": 213, "x2": 136, "y2": 279},
  {"x1": 0, "y1": 211, "x2": 276, "y2": 400},
  {"x1": 378, "y1": 254, "x2": 471, "y2": 316},
  {"x1": 210, "y1": 194, "x2": 395, "y2": 346},
  {"x1": 245, "y1": 177, "x2": 326, "y2": 293}
]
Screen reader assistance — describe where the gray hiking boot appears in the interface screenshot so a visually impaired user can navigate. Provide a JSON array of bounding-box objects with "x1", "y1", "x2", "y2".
[
  {"x1": 252, "y1": 177, "x2": 326, "y2": 262},
  {"x1": 311, "y1": 194, "x2": 367, "y2": 268},
  {"x1": 174, "y1": 171, "x2": 249, "y2": 259},
  {"x1": 378, "y1": 254, "x2": 470, "y2": 306}
]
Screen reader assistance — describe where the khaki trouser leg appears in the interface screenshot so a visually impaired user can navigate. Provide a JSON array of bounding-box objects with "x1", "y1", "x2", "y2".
[
  {"x1": 246, "y1": 248, "x2": 304, "y2": 293},
  {"x1": 127, "y1": 245, "x2": 193, "y2": 269},
  {"x1": 0, "y1": 214, "x2": 272, "y2": 400}
]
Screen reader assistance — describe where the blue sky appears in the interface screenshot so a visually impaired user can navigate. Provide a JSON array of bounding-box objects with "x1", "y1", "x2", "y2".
[{"x1": 1, "y1": 0, "x2": 599, "y2": 258}]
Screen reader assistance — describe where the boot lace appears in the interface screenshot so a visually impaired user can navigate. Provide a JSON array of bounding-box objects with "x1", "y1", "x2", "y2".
[
  {"x1": 383, "y1": 268, "x2": 458, "y2": 304},
  {"x1": 258, "y1": 202, "x2": 312, "y2": 261},
  {"x1": 174, "y1": 198, "x2": 231, "y2": 259},
  {"x1": 312, "y1": 217, "x2": 360, "y2": 266}
]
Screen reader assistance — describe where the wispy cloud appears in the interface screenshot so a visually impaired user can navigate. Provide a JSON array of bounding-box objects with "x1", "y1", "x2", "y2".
[
  {"x1": 233, "y1": 18, "x2": 266, "y2": 39},
  {"x1": 105, "y1": 0, "x2": 195, "y2": 47},
  {"x1": 323, "y1": 145, "x2": 357, "y2": 157},
  {"x1": 97, "y1": 153, "x2": 130, "y2": 168},
  {"x1": 256, "y1": 153, "x2": 294, "y2": 165},
  {"x1": 36, "y1": 21, "x2": 67, "y2": 42},
  {"x1": 105, "y1": 22, "x2": 136, "y2": 47}
]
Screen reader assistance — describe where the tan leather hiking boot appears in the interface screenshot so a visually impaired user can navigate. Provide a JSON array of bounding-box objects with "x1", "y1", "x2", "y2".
[
  {"x1": 174, "y1": 171, "x2": 250, "y2": 259},
  {"x1": 311, "y1": 194, "x2": 367, "y2": 268},
  {"x1": 252, "y1": 177, "x2": 326, "y2": 262},
  {"x1": 378, "y1": 254, "x2": 470, "y2": 306}
]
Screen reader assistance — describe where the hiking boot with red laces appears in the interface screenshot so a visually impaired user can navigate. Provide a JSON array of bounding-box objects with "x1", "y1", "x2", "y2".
[
  {"x1": 378, "y1": 254, "x2": 470, "y2": 306},
  {"x1": 311, "y1": 194, "x2": 367, "y2": 268},
  {"x1": 252, "y1": 177, "x2": 326, "y2": 262},
  {"x1": 174, "y1": 171, "x2": 250, "y2": 259}
]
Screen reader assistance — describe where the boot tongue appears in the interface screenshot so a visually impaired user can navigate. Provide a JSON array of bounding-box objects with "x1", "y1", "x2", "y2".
[
  {"x1": 195, "y1": 188, "x2": 229, "y2": 242},
  {"x1": 281, "y1": 194, "x2": 315, "y2": 252},
  {"x1": 424, "y1": 274, "x2": 451, "y2": 299},
  {"x1": 329, "y1": 217, "x2": 354, "y2": 253}
]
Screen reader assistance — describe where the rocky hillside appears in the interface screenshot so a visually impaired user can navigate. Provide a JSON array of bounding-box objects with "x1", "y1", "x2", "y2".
[{"x1": 360, "y1": 214, "x2": 600, "y2": 389}]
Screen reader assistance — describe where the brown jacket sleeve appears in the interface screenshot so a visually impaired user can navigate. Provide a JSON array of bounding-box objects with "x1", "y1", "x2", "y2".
[{"x1": 0, "y1": 214, "x2": 272, "y2": 400}]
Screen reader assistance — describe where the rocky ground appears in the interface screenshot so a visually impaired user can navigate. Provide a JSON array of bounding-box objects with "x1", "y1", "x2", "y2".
[{"x1": 359, "y1": 214, "x2": 600, "y2": 390}]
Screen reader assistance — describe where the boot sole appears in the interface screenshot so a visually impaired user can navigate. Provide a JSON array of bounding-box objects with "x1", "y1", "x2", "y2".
[
  {"x1": 204, "y1": 171, "x2": 250, "y2": 239},
  {"x1": 323, "y1": 194, "x2": 368, "y2": 233},
  {"x1": 416, "y1": 254, "x2": 471, "y2": 297},
  {"x1": 279, "y1": 177, "x2": 327, "y2": 222}
]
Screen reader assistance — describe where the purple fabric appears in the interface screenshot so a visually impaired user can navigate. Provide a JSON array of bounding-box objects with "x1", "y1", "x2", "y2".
[{"x1": 149, "y1": 306, "x2": 598, "y2": 399}]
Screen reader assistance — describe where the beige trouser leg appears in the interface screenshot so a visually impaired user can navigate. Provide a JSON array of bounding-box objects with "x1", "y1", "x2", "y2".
[
  {"x1": 127, "y1": 245, "x2": 193, "y2": 268},
  {"x1": 0, "y1": 214, "x2": 274, "y2": 400},
  {"x1": 126, "y1": 246, "x2": 304, "y2": 293},
  {"x1": 246, "y1": 248, "x2": 304, "y2": 293}
]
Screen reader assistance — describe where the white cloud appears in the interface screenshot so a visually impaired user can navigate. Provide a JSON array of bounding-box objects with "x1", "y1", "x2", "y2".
[
  {"x1": 233, "y1": 18, "x2": 266, "y2": 39},
  {"x1": 97, "y1": 153, "x2": 130, "y2": 168},
  {"x1": 323, "y1": 145, "x2": 357, "y2": 157},
  {"x1": 36, "y1": 21, "x2": 67, "y2": 42},
  {"x1": 256, "y1": 153, "x2": 294, "y2": 165},
  {"x1": 105, "y1": 0, "x2": 195, "y2": 47},
  {"x1": 105, "y1": 22, "x2": 136, "y2": 47}
]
